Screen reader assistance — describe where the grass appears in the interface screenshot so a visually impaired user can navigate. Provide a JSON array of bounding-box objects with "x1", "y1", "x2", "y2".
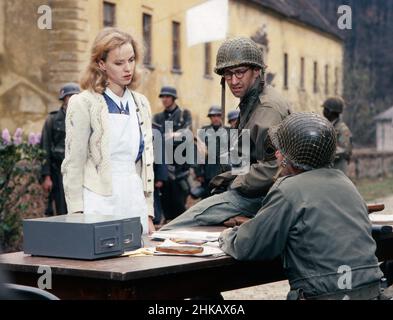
[{"x1": 353, "y1": 176, "x2": 393, "y2": 201}]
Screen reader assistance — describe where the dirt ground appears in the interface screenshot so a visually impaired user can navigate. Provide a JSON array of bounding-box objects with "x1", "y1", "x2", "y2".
[{"x1": 220, "y1": 194, "x2": 393, "y2": 300}]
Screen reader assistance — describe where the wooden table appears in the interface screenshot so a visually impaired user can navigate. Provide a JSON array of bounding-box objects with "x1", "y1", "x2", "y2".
[{"x1": 1, "y1": 227, "x2": 392, "y2": 300}]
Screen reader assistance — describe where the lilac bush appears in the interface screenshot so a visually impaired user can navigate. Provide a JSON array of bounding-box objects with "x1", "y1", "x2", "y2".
[{"x1": 1, "y1": 128, "x2": 45, "y2": 251}]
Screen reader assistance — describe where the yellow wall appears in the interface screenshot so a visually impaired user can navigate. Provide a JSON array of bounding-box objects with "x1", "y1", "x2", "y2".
[
  {"x1": 0, "y1": 0, "x2": 343, "y2": 134},
  {"x1": 94, "y1": 0, "x2": 344, "y2": 128},
  {"x1": 229, "y1": 1, "x2": 343, "y2": 113}
]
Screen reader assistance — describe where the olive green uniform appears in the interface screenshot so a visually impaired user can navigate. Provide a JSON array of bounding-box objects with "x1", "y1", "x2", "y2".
[
  {"x1": 333, "y1": 118, "x2": 352, "y2": 173},
  {"x1": 161, "y1": 83, "x2": 291, "y2": 230},
  {"x1": 219, "y1": 168, "x2": 383, "y2": 299}
]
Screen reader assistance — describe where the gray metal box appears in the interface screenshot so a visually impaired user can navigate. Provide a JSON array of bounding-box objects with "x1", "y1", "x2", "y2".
[{"x1": 23, "y1": 214, "x2": 142, "y2": 260}]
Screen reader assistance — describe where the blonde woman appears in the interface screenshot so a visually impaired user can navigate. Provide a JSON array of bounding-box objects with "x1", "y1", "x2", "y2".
[{"x1": 61, "y1": 28, "x2": 155, "y2": 234}]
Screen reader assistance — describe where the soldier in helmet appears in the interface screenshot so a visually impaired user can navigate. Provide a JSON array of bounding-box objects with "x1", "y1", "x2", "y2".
[
  {"x1": 219, "y1": 112, "x2": 384, "y2": 300},
  {"x1": 194, "y1": 106, "x2": 231, "y2": 199},
  {"x1": 227, "y1": 110, "x2": 240, "y2": 128},
  {"x1": 41, "y1": 82, "x2": 80, "y2": 215},
  {"x1": 162, "y1": 37, "x2": 291, "y2": 231},
  {"x1": 322, "y1": 96, "x2": 353, "y2": 174},
  {"x1": 153, "y1": 86, "x2": 193, "y2": 222}
]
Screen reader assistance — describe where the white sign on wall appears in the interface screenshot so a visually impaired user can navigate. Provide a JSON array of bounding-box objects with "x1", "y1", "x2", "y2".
[{"x1": 186, "y1": 0, "x2": 228, "y2": 47}]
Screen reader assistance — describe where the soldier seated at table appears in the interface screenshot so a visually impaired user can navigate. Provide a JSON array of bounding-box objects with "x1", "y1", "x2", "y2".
[{"x1": 219, "y1": 112, "x2": 388, "y2": 300}]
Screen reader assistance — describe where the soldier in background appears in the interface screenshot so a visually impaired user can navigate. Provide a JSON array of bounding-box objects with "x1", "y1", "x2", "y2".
[
  {"x1": 227, "y1": 109, "x2": 240, "y2": 129},
  {"x1": 322, "y1": 96, "x2": 353, "y2": 174},
  {"x1": 194, "y1": 106, "x2": 231, "y2": 199},
  {"x1": 41, "y1": 83, "x2": 80, "y2": 215},
  {"x1": 152, "y1": 121, "x2": 168, "y2": 226},
  {"x1": 153, "y1": 86, "x2": 193, "y2": 222}
]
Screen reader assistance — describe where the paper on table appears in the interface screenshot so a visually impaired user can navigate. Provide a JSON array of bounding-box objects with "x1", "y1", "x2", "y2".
[
  {"x1": 122, "y1": 248, "x2": 155, "y2": 257},
  {"x1": 150, "y1": 230, "x2": 221, "y2": 242},
  {"x1": 154, "y1": 239, "x2": 225, "y2": 257},
  {"x1": 369, "y1": 214, "x2": 393, "y2": 223}
]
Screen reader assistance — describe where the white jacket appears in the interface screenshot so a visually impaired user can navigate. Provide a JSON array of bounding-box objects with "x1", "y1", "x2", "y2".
[{"x1": 61, "y1": 89, "x2": 154, "y2": 215}]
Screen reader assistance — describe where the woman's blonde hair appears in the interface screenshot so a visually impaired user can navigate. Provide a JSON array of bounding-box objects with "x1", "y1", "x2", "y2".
[{"x1": 80, "y1": 28, "x2": 143, "y2": 93}]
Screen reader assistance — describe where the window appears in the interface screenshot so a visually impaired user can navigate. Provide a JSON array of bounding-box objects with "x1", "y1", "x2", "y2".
[
  {"x1": 284, "y1": 53, "x2": 288, "y2": 89},
  {"x1": 334, "y1": 67, "x2": 339, "y2": 94},
  {"x1": 300, "y1": 57, "x2": 305, "y2": 90},
  {"x1": 143, "y1": 13, "x2": 152, "y2": 66},
  {"x1": 204, "y1": 43, "x2": 212, "y2": 77},
  {"x1": 172, "y1": 21, "x2": 181, "y2": 71},
  {"x1": 313, "y1": 61, "x2": 318, "y2": 93},
  {"x1": 103, "y1": 2, "x2": 116, "y2": 27},
  {"x1": 325, "y1": 64, "x2": 329, "y2": 95}
]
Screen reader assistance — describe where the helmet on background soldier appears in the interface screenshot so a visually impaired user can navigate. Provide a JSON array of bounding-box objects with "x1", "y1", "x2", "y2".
[
  {"x1": 158, "y1": 86, "x2": 178, "y2": 99},
  {"x1": 322, "y1": 96, "x2": 346, "y2": 114},
  {"x1": 207, "y1": 105, "x2": 222, "y2": 117},
  {"x1": 59, "y1": 83, "x2": 81, "y2": 100},
  {"x1": 227, "y1": 110, "x2": 239, "y2": 122}
]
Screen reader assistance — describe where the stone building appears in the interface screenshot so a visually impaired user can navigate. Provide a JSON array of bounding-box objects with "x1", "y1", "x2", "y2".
[{"x1": 0, "y1": 0, "x2": 343, "y2": 132}]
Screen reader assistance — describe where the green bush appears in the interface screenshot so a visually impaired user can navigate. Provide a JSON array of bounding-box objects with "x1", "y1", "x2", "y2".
[{"x1": 0, "y1": 128, "x2": 46, "y2": 252}]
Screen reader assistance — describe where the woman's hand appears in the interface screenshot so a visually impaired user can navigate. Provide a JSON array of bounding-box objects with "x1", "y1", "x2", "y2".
[{"x1": 148, "y1": 216, "x2": 156, "y2": 235}]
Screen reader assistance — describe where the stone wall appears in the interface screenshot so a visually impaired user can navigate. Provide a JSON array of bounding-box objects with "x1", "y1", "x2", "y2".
[
  {"x1": 47, "y1": 0, "x2": 89, "y2": 106},
  {"x1": 0, "y1": 0, "x2": 89, "y2": 134},
  {"x1": 347, "y1": 149, "x2": 393, "y2": 179},
  {"x1": 0, "y1": 0, "x2": 344, "y2": 134}
]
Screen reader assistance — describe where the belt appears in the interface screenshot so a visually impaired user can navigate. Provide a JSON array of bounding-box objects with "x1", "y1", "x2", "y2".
[{"x1": 304, "y1": 282, "x2": 381, "y2": 300}]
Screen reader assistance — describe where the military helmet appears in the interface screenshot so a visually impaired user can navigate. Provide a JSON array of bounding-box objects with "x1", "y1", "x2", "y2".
[
  {"x1": 215, "y1": 37, "x2": 265, "y2": 75},
  {"x1": 322, "y1": 96, "x2": 345, "y2": 113},
  {"x1": 207, "y1": 105, "x2": 222, "y2": 117},
  {"x1": 268, "y1": 112, "x2": 336, "y2": 171},
  {"x1": 59, "y1": 82, "x2": 80, "y2": 100},
  {"x1": 227, "y1": 110, "x2": 240, "y2": 122},
  {"x1": 159, "y1": 86, "x2": 177, "y2": 99}
]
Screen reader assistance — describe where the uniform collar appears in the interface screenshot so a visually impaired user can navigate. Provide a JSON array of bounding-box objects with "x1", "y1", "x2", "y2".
[
  {"x1": 164, "y1": 105, "x2": 179, "y2": 116},
  {"x1": 332, "y1": 117, "x2": 340, "y2": 127}
]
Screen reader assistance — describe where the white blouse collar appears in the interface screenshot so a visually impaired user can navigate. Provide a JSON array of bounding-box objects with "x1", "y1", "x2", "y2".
[{"x1": 105, "y1": 87, "x2": 133, "y2": 108}]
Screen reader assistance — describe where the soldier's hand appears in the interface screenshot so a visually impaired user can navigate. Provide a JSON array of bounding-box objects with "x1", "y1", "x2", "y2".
[{"x1": 42, "y1": 175, "x2": 53, "y2": 193}]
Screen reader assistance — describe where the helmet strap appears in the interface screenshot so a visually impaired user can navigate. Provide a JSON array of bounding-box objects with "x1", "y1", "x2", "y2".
[
  {"x1": 272, "y1": 166, "x2": 284, "y2": 182},
  {"x1": 272, "y1": 158, "x2": 289, "y2": 181},
  {"x1": 220, "y1": 77, "x2": 226, "y2": 123}
]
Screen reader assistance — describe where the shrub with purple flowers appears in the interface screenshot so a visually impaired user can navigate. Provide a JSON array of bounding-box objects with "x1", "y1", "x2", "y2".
[{"x1": 1, "y1": 128, "x2": 45, "y2": 252}]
